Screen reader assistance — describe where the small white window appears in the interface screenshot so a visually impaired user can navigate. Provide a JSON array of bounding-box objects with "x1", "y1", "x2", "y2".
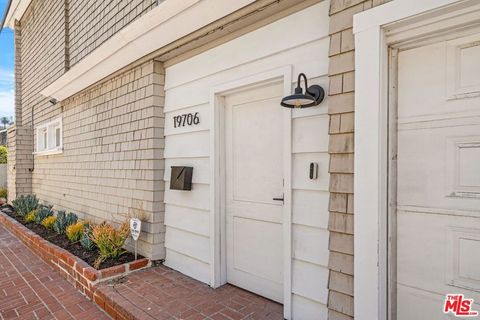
[
  {"x1": 40, "y1": 128, "x2": 47, "y2": 151},
  {"x1": 55, "y1": 127, "x2": 61, "y2": 147},
  {"x1": 35, "y1": 118, "x2": 63, "y2": 155}
]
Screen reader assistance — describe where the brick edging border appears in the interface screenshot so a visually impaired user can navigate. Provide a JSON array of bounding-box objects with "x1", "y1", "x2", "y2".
[{"x1": 0, "y1": 211, "x2": 150, "y2": 318}]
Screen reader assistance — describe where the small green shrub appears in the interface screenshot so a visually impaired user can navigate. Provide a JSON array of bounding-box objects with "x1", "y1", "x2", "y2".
[
  {"x1": 25, "y1": 210, "x2": 36, "y2": 223},
  {"x1": 34, "y1": 205, "x2": 53, "y2": 224},
  {"x1": 41, "y1": 216, "x2": 57, "y2": 229},
  {"x1": 80, "y1": 223, "x2": 95, "y2": 251},
  {"x1": 53, "y1": 211, "x2": 78, "y2": 234},
  {"x1": 12, "y1": 195, "x2": 39, "y2": 217},
  {"x1": 91, "y1": 221, "x2": 130, "y2": 269},
  {"x1": 66, "y1": 221, "x2": 85, "y2": 242},
  {"x1": 0, "y1": 146, "x2": 7, "y2": 164},
  {"x1": 0, "y1": 188, "x2": 7, "y2": 199}
]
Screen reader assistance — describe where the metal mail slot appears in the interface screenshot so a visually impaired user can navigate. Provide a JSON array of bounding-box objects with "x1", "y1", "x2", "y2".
[{"x1": 170, "y1": 166, "x2": 193, "y2": 191}]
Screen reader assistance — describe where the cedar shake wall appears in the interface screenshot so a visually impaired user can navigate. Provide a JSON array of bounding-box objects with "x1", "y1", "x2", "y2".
[
  {"x1": 8, "y1": 21, "x2": 34, "y2": 202},
  {"x1": 33, "y1": 60, "x2": 166, "y2": 260},
  {"x1": 68, "y1": 0, "x2": 158, "y2": 66},
  {"x1": 7, "y1": 126, "x2": 34, "y2": 200},
  {"x1": 20, "y1": 0, "x2": 66, "y2": 128},
  {"x1": 327, "y1": 1, "x2": 390, "y2": 319},
  {"x1": 9, "y1": 0, "x2": 164, "y2": 259},
  {"x1": 14, "y1": 20, "x2": 22, "y2": 127},
  {"x1": 19, "y1": 0, "x2": 159, "y2": 128}
]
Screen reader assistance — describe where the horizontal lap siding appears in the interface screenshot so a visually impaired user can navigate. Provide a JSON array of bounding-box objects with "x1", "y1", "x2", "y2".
[
  {"x1": 292, "y1": 93, "x2": 330, "y2": 314},
  {"x1": 163, "y1": 2, "x2": 330, "y2": 318}
]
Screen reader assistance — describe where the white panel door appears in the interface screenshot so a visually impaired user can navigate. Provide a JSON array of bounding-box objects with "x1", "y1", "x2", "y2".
[
  {"x1": 225, "y1": 81, "x2": 284, "y2": 303},
  {"x1": 396, "y1": 32, "x2": 480, "y2": 319}
]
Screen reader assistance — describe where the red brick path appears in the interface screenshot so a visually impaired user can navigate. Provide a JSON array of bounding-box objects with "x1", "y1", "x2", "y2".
[
  {"x1": 95, "y1": 265, "x2": 284, "y2": 320},
  {"x1": 0, "y1": 225, "x2": 110, "y2": 320}
]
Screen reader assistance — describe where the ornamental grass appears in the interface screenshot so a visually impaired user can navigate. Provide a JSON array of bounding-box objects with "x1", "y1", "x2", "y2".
[
  {"x1": 66, "y1": 221, "x2": 85, "y2": 242},
  {"x1": 41, "y1": 216, "x2": 57, "y2": 229},
  {"x1": 91, "y1": 221, "x2": 130, "y2": 269}
]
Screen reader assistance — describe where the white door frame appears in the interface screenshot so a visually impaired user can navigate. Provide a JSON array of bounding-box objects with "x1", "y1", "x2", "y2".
[
  {"x1": 209, "y1": 65, "x2": 293, "y2": 319},
  {"x1": 354, "y1": 0, "x2": 480, "y2": 319}
]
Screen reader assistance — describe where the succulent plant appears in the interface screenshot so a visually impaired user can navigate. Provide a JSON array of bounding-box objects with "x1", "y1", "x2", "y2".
[
  {"x1": 80, "y1": 223, "x2": 95, "y2": 251},
  {"x1": 35, "y1": 205, "x2": 54, "y2": 224},
  {"x1": 12, "y1": 195, "x2": 39, "y2": 217},
  {"x1": 53, "y1": 211, "x2": 78, "y2": 234}
]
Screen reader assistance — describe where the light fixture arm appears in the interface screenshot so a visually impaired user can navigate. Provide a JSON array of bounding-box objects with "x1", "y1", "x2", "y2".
[
  {"x1": 297, "y1": 73, "x2": 309, "y2": 92},
  {"x1": 280, "y1": 72, "x2": 325, "y2": 108}
]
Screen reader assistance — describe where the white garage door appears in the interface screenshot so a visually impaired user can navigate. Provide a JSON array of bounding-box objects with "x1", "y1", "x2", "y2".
[
  {"x1": 396, "y1": 32, "x2": 480, "y2": 319},
  {"x1": 225, "y1": 81, "x2": 284, "y2": 303}
]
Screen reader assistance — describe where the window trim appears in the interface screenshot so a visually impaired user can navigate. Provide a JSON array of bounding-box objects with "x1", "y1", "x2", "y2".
[{"x1": 34, "y1": 118, "x2": 63, "y2": 156}]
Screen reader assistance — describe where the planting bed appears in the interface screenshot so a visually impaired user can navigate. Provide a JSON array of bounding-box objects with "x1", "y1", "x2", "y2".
[
  {"x1": 0, "y1": 206, "x2": 150, "y2": 309},
  {"x1": 3, "y1": 207, "x2": 142, "y2": 269}
]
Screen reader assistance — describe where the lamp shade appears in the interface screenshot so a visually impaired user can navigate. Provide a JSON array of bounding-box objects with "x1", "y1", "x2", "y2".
[
  {"x1": 281, "y1": 73, "x2": 325, "y2": 108},
  {"x1": 281, "y1": 94, "x2": 316, "y2": 108}
]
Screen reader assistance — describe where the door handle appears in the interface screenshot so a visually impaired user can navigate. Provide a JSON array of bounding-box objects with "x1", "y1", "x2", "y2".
[{"x1": 273, "y1": 196, "x2": 284, "y2": 202}]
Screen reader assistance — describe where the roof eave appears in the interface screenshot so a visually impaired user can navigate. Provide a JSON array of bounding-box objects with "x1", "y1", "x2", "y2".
[
  {"x1": 0, "y1": 0, "x2": 13, "y2": 31},
  {"x1": 1, "y1": 0, "x2": 32, "y2": 30}
]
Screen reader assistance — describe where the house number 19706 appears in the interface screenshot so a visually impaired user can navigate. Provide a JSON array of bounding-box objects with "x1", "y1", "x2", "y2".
[{"x1": 173, "y1": 112, "x2": 200, "y2": 128}]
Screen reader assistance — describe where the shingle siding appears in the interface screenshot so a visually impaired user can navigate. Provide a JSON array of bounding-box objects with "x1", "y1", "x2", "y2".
[
  {"x1": 326, "y1": 0, "x2": 392, "y2": 319},
  {"x1": 7, "y1": 126, "x2": 34, "y2": 199},
  {"x1": 10, "y1": 0, "x2": 164, "y2": 259},
  {"x1": 68, "y1": 0, "x2": 158, "y2": 66},
  {"x1": 33, "y1": 60, "x2": 166, "y2": 259},
  {"x1": 21, "y1": 0, "x2": 66, "y2": 128}
]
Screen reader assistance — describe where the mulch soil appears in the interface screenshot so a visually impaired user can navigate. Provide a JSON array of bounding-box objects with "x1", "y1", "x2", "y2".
[{"x1": 1, "y1": 206, "x2": 142, "y2": 270}]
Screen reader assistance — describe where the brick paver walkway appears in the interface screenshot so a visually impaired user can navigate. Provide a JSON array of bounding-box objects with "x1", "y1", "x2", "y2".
[
  {"x1": 96, "y1": 265, "x2": 284, "y2": 320},
  {"x1": 0, "y1": 224, "x2": 110, "y2": 320}
]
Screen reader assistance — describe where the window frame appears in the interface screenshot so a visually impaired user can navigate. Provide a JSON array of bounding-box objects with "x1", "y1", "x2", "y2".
[{"x1": 35, "y1": 118, "x2": 63, "y2": 156}]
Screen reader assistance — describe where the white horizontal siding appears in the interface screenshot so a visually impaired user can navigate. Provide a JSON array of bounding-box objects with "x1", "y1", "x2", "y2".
[
  {"x1": 162, "y1": 2, "x2": 331, "y2": 317},
  {"x1": 292, "y1": 259, "x2": 329, "y2": 304},
  {"x1": 290, "y1": 73, "x2": 330, "y2": 318},
  {"x1": 292, "y1": 152, "x2": 330, "y2": 191},
  {"x1": 292, "y1": 294, "x2": 328, "y2": 320},
  {"x1": 164, "y1": 204, "x2": 209, "y2": 237},
  {"x1": 293, "y1": 224, "x2": 329, "y2": 266},
  {"x1": 292, "y1": 190, "x2": 329, "y2": 229},
  {"x1": 164, "y1": 104, "x2": 209, "y2": 136},
  {"x1": 164, "y1": 39, "x2": 329, "y2": 112},
  {"x1": 292, "y1": 115, "x2": 329, "y2": 154},
  {"x1": 164, "y1": 249, "x2": 210, "y2": 284},
  {"x1": 164, "y1": 131, "x2": 209, "y2": 158},
  {"x1": 164, "y1": 157, "x2": 210, "y2": 185},
  {"x1": 164, "y1": 183, "x2": 209, "y2": 211},
  {"x1": 164, "y1": 226, "x2": 210, "y2": 263},
  {"x1": 165, "y1": 1, "x2": 330, "y2": 90}
]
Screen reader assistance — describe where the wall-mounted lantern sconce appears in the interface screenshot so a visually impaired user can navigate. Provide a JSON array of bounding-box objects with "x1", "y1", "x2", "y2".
[{"x1": 281, "y1": 73, "x2": 325, "y2": 108}]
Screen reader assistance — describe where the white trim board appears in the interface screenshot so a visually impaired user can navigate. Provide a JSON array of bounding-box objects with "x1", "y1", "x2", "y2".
[
  {"x1": 353, "y1": 1, "x2": 480, "y2": 320},
  {"x1": 40, "y1": 0, "x2": 258, "y2": 101},
  {"x1": 3, "y1": 0, "x2": 31, "y2": 28},
  {"x1": 209, "y1": 66, "x2": 293, "y2": 319}
]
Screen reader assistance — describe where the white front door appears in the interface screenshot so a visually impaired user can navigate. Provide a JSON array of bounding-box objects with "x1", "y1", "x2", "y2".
[
  {"x1": 395, "y1": 32, "x2": 480, "y2": 319},
  {"x1": 225, "y1": 81, "x2": 284, "y2": 303}
]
